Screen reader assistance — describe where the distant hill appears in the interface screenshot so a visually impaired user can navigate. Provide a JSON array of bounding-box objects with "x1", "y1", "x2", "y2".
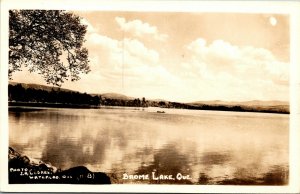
[
  {"x1": 190, "y1": 100, "x2": 289, "y2": 107},
  {"x1": 9, "y1": 82, "x2": 134, "y2": 100},
  {"x1": 8, "y1": 82, "x2": 101, "y2": 107},
  {"x1": 188, "y1": 100, "x2": 289, "y2": 114},
  {"x1": 100, "y1": 93, "x2": 134, "y2": 100},
  {"x1": 239, "y1": 100, "x2": 289, "y2": 107},
  {"x1": 150, "y1": 99, "x2": 168, "y2": 102},
  {"x1": 9, "y1": 82, "x2": 74, "y2": 93}
]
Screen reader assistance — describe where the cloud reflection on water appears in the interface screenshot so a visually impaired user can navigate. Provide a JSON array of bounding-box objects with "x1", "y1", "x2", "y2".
[{"x1": 9, "y1": 108, "x2": 289, "y2": 185}]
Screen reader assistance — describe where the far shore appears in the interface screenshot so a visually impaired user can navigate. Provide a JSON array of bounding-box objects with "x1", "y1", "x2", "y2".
[
  {"x1": 8, "y1": 101, "x2": 289, "y2": 114},
  {"x1": 9, "y1": 101, "x2": 100, "y2": 109}
]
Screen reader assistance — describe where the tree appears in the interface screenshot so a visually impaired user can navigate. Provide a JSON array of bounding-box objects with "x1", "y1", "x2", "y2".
[{"x1": 9, "y1": 10, "x2": 90, "y2": 86}]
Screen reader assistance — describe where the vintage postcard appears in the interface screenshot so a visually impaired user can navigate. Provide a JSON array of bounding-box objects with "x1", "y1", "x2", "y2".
[{"x1": 0, "y1": 0, "x2": 299, "y2": 193}]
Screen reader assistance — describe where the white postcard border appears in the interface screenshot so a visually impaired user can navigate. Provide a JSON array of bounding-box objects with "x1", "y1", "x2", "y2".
[{"x1": 1, "y1": 0, "x2": 299, "y2": 193}]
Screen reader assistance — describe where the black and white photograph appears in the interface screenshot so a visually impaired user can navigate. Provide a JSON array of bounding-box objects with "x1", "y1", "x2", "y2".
[{"x1": 1, "y1": 0, "x2": 300, "y2": 193}]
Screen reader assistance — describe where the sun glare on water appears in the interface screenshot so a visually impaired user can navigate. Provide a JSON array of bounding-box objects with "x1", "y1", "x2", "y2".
[{"x1": 269, "y1": 16, "x2": 277, "y2": 26}]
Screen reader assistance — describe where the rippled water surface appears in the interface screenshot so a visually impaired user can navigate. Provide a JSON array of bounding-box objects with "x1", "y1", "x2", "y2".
[{"x1": 9, "y1": 107, "x2": 289, "y2": 184}]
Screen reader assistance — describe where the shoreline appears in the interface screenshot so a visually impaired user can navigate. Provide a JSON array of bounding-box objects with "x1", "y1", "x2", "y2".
[
  {"x1": 9, "y1": 102, "x2": 100, "y2": 109},
  {"x1": 8, "y1": 101, "x2": 289, "y2": 114}
]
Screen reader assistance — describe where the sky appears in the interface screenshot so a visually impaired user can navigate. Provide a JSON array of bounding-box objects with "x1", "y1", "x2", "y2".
[{"x1": 11, "y1": 11, "x2": 290, "y2": 102}]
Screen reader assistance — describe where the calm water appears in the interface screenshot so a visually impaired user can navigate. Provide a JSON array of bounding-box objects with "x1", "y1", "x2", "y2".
[{"x1": 9, "y1": 107, "x2": 289, "y2": 184}]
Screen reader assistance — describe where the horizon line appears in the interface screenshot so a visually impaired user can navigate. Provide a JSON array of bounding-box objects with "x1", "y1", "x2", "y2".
[{"x1": 8, "y1": 81, "x2": 290, "y2": 104}]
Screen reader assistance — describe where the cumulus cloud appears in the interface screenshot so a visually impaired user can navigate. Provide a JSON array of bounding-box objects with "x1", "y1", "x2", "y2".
[
  {"x1": 87, "y1": 33, "x2": 159, "y2": 68},
  {"x1": 115, "y1": 17, "x2": 168, "y2": 41},
  {"x1": 61, "y1": 33, "x2": 290, "y2": 101},
  {"x1": 80, "y1": 28, "x2": 180, "y2": 99},
  {"x1": 184, "y1": 38, "x2": 289, "y2": 85},
  {"x1": 177, "y1": 38, "x2": 289, "y2": 101}
]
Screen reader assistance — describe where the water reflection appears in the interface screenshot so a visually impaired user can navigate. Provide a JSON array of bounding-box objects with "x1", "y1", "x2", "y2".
[
  {"x1": 134, "y1": 143, "x2": 193, "y2": 184},
  {"x1": 213, "y1": 165, "x2": 288, "y2": 185},
  {"x1": 200, "y1": 151, "x2": 232, "y2": 166},
  {"x1": 9, "y1": 108, "x2": 289, "y2": 185}
]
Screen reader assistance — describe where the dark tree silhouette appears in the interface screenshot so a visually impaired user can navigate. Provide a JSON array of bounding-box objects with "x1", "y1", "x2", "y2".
[
  {"x1": 9, "y1": 10, "x2": 90, "y2": 86},
  {"x1": 8, "y1": 84, "x2": 100, "y2": 106}
]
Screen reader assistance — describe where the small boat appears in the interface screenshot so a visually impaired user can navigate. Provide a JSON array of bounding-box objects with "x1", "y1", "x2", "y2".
[{"x1": 157, "y1": 111, "x2": 165, "y2": 113}]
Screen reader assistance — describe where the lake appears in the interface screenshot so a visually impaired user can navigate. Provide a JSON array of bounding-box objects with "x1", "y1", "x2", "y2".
[{"x1": 9, "y1": 107, "x2": 289, "y2": 184}]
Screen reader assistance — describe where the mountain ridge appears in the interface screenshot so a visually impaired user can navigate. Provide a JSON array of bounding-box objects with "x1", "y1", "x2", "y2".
[{"x1": 190, "y1": 100, "x2": 289, "y2": 107}]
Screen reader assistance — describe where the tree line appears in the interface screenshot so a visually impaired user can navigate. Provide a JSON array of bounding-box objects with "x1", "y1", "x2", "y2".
[
  {"x1": 8, "y1": 84, "x2": 149, "y2": 108},
  {"x1": 9, "y1": 84, "x2": 100, "y2": 106},
  {"x1": 101, "y1": 97, "x2": 147, "y2": 107}
]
